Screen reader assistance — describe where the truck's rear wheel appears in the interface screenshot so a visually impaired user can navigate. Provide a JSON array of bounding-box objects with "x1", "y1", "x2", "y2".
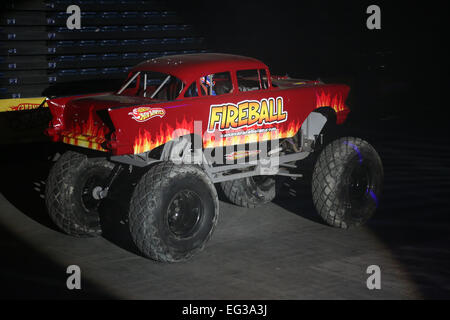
[
  {"x1": 45, "y1": 151, "x2": 114, "y2": 237},
  {"x1": 312, "y1": 137, "x2": 383, "y2": 228},
  {"x1": 129, "y1": 162, "x2": 219, "y2": 262},
  {"x1": 221, "y1": 175, "x2": 276, "y2": 208}
]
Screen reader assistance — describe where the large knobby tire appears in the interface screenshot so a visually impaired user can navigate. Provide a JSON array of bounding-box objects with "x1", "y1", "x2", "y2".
[
  {"x1": 129, "y1": 162, "x2": 219, "y2": 262},
  {"x1": 45, "y1": 150, "x2": 115, "y2": 237},
  {"x1": 220, "y1": 175, "x2": 276, "y2": 208},
  {"x1": 312, "y1": 137, "x2": 383, "y2": 228}
]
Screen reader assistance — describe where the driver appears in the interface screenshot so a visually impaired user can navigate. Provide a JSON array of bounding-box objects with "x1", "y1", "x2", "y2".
[{"x1": 200, "y1": 75, "x2": 216, "y2": 96}]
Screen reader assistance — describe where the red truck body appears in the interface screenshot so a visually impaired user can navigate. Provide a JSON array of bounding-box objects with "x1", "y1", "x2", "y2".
[{"x1": 45, "y1": 53, "x2": 350, "y2": 155}]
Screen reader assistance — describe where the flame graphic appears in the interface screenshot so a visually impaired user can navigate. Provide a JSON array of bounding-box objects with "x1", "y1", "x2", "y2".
[
  {"x1": 315, "y1": 91, "x2": 345, "y2": 112},
  {"x1": 133, "y1": 117, "x2": 193, "y2": 154},
  {"x1": 61, "y1": 105, "x2": 107, "y2": 151},
  {"x1": 133, "y1": 117, "x2": 301, "y2": 153}
]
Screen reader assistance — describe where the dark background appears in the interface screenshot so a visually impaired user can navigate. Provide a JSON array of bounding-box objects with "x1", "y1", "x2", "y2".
[
  {"x1": 176, "y1": 0, "x2": 448, "y2": 123},
  {"x1": 2, "y1": 0, "x2": 448, "y2": 122}
]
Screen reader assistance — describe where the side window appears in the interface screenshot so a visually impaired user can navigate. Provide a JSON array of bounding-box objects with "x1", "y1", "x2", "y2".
[
  {"x1": 237, "y1": 69, "x2": 268, "y2": 92},
  {"x1": 158, "y1": 77, "x2": 184, "y2": 101},
  {"x1": 142, "y1": 73, "x2": 183, "y2": 100},
  {"x1": 119, "y1": 72, "x2": 140, "y2": 95},
  {"x1": 200, "y1": 72, "x2": 233, "y2": 96},
  {"x1": 259, "y1": 69, "x2": 268, "y2": 89},
  {"x1": 237, "y1": 69, "x2": 260, "y2": 92},
  {"x1": 184, "y1": 81, "x2": 198, "y2": 97},
  {"x1": 128, "y1": 77, "x2": 138, "y2": 89},
  {"x1": 138, "y1": 73, "x2": 161, "y2": 97}
]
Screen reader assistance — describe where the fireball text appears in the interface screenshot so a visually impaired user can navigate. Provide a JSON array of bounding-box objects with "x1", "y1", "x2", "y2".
[{"x1": 207, "y1": 97, "x2": 287, "y2": 132}]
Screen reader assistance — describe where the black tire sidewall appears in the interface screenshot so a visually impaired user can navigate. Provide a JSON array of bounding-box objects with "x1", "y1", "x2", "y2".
[
  {"x1": 312, "y1": 137, "x2": 383, "y2": 228},
  {"x1": 46, "y1": 151, "x2": 114, "y2": 236},
  {"x1": 129, "y1": 163, "x2": 219, "y2": 262},
  {"x1": 156, "y1": 173, "x2": 217, "y2": 255}
]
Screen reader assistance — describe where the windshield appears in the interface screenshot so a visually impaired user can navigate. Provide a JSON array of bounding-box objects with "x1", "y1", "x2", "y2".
[{"x1": 117, "y1": 71, "x2": 184, "y2": 101}]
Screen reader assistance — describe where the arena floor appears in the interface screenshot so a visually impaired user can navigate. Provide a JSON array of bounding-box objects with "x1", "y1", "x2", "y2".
[{"x1": 1, "y1": 117, "x2": 449, "y2": 299}]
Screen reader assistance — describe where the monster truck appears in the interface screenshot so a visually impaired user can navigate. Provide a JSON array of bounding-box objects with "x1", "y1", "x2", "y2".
[{"x1": 44, "y1": 53, "x2": 383, "y2": 262}]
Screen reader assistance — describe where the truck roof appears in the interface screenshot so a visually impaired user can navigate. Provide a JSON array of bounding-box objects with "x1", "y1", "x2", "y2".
[{"x1": 130, "y1": 53, "x2": 268, "y2": 82}]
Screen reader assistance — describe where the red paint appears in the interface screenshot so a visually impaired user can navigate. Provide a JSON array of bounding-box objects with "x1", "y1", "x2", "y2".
[{"x1": 45, "y1": 53, "x2": 350, "y2": 155}]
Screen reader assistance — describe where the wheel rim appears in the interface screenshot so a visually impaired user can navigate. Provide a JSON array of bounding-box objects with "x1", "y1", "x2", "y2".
[
  {"x1": 167, "y1": 189, "x2": 203, "y2": 238},
  {"x1": 342, "y1": 158, "x2": 379, "y2": 220},
  {"x1": 348, "y1": 165, "x2": 370, "y2": 202},
  {"x1": 81, "y1": 174, "x2": 104, "y2": 212}
]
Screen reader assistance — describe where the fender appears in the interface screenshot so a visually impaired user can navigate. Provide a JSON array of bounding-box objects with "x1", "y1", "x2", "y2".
[{"x1": 300, "y1": 111, "x2": 327, "y2": 141}]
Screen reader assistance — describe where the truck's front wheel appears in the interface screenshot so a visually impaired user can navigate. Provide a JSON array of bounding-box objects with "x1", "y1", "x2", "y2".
[
  {"x1": 312, "y1": 137, "x2": 383, "y2": 228},
  {"x1": 45, "y1": 151, "x2": 115, "y2": 237},
  {"x1": 129, "y1": 162, "x2": 219, "y2": 262}
]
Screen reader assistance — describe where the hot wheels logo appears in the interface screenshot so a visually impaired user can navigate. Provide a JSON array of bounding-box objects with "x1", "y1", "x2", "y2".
[{"x1": 129, "y1": 106, "x2": 166, "y2": 122}]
